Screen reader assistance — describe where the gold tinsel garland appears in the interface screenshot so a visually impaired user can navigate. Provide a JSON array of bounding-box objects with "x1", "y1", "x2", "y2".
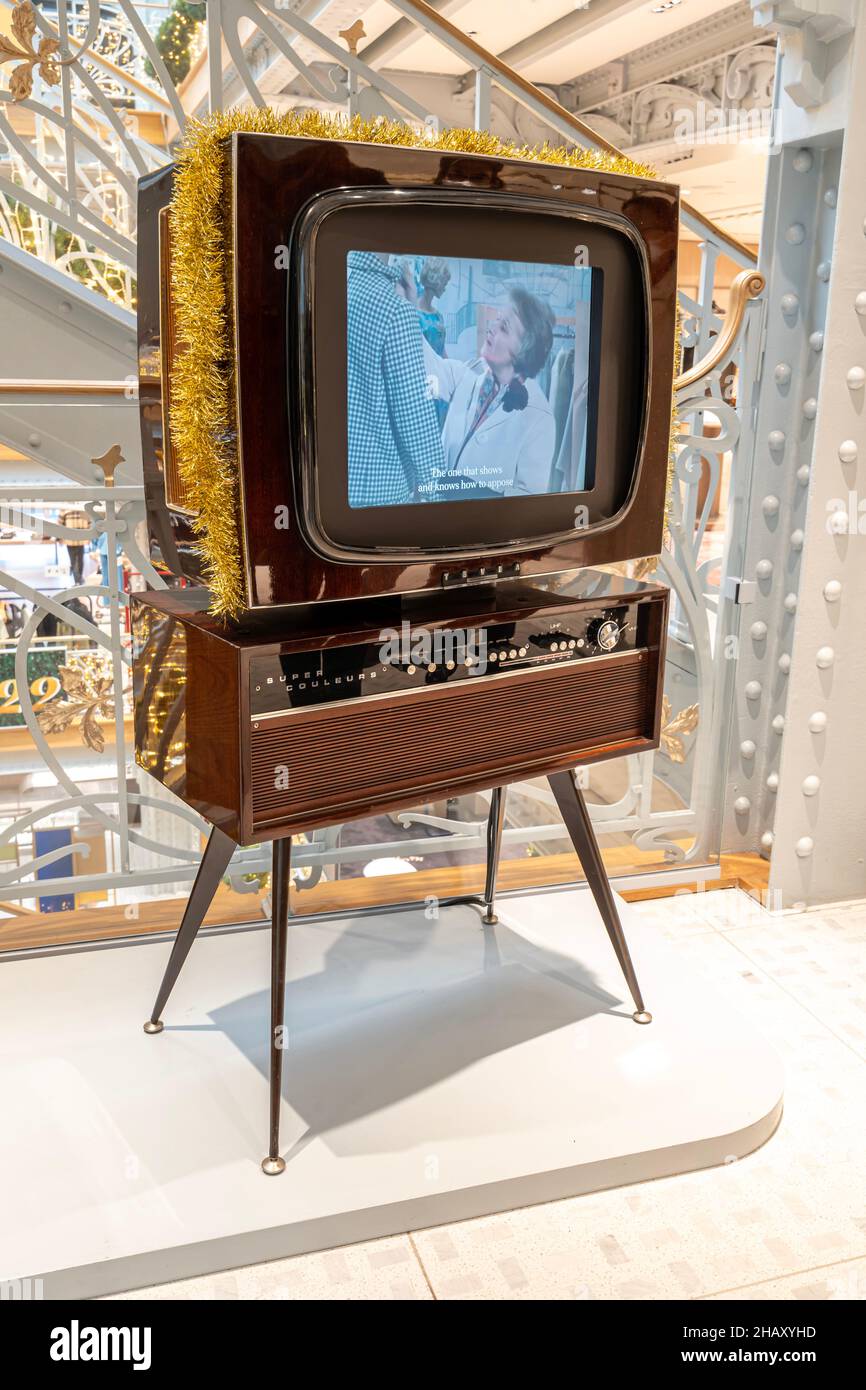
[{"x1": 169, "y1": 109, "x2": 664, "y2": 618}]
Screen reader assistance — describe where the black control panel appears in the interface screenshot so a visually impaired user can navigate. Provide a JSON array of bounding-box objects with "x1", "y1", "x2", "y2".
[{"x1": 249, "y1": 605, "x2": 639, "y2": 719}]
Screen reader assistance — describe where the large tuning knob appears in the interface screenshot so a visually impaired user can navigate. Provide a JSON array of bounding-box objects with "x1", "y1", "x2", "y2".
[{"x1": 586, "y1": 615, "x2": 622, "y2": 652}]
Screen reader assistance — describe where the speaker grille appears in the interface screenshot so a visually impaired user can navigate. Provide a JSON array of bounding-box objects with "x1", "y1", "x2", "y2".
[{"x1": 250, "y1": 650, "x2": 651, "y2": 830}]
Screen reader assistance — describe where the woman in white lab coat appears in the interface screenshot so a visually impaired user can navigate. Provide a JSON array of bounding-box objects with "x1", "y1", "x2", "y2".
[{"x1": 420, "y1": 287, "x2": 557, "y2": 500}]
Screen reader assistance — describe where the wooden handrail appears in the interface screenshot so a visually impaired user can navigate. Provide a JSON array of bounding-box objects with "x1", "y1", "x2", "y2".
[
  {"x1": 0, "y1": 380, "x2": 137, "y2": 396},
  {"x1": 675, "y1": 270, "x2": 766, "y2": 393}
]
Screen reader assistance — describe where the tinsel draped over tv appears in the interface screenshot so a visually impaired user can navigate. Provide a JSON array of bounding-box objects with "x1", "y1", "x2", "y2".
[{"x1": 168, "y1": 108, "x2": 669, "y2": 620}]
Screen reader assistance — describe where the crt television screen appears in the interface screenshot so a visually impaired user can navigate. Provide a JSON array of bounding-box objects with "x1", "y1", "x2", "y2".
[{"x1": 346, "y1": 249, "x2": 601, "y2": 510}]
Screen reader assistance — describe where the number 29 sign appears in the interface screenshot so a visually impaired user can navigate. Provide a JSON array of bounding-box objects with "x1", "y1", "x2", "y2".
[{"x1": 0, "y1": 648, "x2": 67, "y2": 728}]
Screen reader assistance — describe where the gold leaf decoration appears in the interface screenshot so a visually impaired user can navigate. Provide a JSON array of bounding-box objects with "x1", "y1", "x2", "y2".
[
  {"x1": 9, "y1": 61, "x2": 33, "y2": 102},
  {"x1": 0, "y1": 3, "x2": 63, "y2": 103},
  {"x1": 92, "y1": 443, "x2": 125, "y2": 487},
  {"x1": 168, "y1": 108, "x2": 662, "y2": 619},
  {"x1": 37, "y1": 37, "x2": 60, "y2": 85},
  {"x1": 12, "y1": 0, "x2": 36, "y2": 44},
  {"x1": 659, "y1": 695, "x2": 699, "y2": 764},
  {"x1": 338, "y1": 20, "x2": 365, "y2": 55},
  {"x1": 37, "y1": 656, "x2": 120, "y2": 753}
]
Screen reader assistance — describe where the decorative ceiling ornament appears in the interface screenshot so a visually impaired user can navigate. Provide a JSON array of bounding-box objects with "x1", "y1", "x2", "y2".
[
  {"x1": 725, "y1": 43, "x2": 777, "y2": 106},
  {"x1": 0, "y1": 1, "x2": 64, "y2": 102},
  {"x1": 578, "y1": 39, "x2": 777, "y2": 157},
  {"x1": 579, "y1": 110, "x2": 632, "y2": 150}
]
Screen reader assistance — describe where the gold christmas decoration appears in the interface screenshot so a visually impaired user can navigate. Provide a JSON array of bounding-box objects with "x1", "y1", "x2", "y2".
[
  {"x1": 37, "y1": 654, "x2": 121, "y2": 753},
  {"x1": 169, "y1": 108, "x2": 661, "y2": 619},
  {"x1": 0, "y1": 1, "x2": 62, "y2": 102},
  {"x1": 659, "y1": 695, "x2": 699, "y2": 764}
]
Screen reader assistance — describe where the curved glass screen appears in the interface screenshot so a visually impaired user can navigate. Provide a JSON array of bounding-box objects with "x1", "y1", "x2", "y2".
[{"x1": 346, "y1": 249, "x2": 602, "y2": 511}]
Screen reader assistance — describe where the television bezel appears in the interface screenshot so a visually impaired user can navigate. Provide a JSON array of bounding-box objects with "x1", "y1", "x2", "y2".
[
  {"x1": 292, "y1": 187, "x2": 650, "y2": 565},
  {"x1": 137, "y1": 135, "x2": 679, "y2": 610}
]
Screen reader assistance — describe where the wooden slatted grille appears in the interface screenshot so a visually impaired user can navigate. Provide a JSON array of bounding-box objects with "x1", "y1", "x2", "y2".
[{"x1": 250, "y1": 651, "x2": 651, "y2": 829}]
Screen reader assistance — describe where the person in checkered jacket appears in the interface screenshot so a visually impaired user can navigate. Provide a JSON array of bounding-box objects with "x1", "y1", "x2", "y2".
[{"x1": 347, "y1": 251, "x2": 445, "y2": 508}]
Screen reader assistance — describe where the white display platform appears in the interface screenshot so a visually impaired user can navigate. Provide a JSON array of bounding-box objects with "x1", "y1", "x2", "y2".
[{"x1": 0, "y1": 888, "x2": 783, "y2": 1299}]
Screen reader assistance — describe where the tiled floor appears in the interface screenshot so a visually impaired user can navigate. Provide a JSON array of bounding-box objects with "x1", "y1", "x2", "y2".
[{"x1": 111, "y1": 889, "x2": 866, "y2": 1302}]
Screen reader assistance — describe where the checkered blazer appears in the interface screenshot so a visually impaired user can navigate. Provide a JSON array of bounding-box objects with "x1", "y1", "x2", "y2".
[{"x1": 346, "y1": 252, "x2": 444, "y2": 507}]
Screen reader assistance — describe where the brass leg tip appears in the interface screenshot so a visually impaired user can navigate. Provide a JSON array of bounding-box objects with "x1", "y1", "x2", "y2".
[
  {"x1": 482, "y1": 912, "x2": 498, "y2": 926},
  {"x1": 143, "y1": 1019, "x2": 164, "y2": 1035},
  {"x1": 633, "y1": 1010, "x2": 653, "y2": 1025},
  {"x1": 261, "y1": 1155, "x2": 286, "y2": 1176}
]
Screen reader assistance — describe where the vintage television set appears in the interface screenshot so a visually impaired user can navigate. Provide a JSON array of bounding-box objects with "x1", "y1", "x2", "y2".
[
  {"x1": 137, "y1": 132, "x2": 680, "y2": 610},
  {"x1": 133, "y1": 125, "x2": 682, "y2": 1174}
]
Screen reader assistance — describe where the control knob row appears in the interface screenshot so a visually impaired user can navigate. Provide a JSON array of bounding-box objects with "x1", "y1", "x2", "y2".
[
  {"x1": 534, "y1": 633, "x2": 578, "y2": 653},
  {"x1": 489, "y1": 646, "x2": 528, "y2": 662}
]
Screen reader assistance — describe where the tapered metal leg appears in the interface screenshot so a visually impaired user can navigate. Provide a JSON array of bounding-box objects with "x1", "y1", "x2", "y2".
[
  {"x1": 262, "y1": 836, "x2": 291, "y2": 1175},
  {"x1": 548, "y1": 770, "x2": 651, "y2": 1023},
  {"x1": 144, "y1": 824, "x2": 237, "y2": 1033},
  {"x1": 482, "y1": 786, "x2": 507, "y2": 925}
]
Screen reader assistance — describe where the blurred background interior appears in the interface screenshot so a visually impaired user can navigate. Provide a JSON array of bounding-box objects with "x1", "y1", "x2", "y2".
[{"x1": 0, "y1": 0, "x2": 827, "y2": 947}]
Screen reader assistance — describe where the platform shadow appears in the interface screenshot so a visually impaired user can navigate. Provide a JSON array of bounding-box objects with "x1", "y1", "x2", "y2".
[{"x1": 207, "y1": 906, "x2": 626, "y2": 1160}]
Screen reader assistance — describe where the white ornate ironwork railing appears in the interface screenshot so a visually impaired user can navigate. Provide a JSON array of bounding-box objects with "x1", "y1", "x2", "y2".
[
  {"x1": 0, "y1": 0, "x2": 769, "y2": 914},
  {"x1": 0, "y1": 0, "x2": 760, "y2": 298}
]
